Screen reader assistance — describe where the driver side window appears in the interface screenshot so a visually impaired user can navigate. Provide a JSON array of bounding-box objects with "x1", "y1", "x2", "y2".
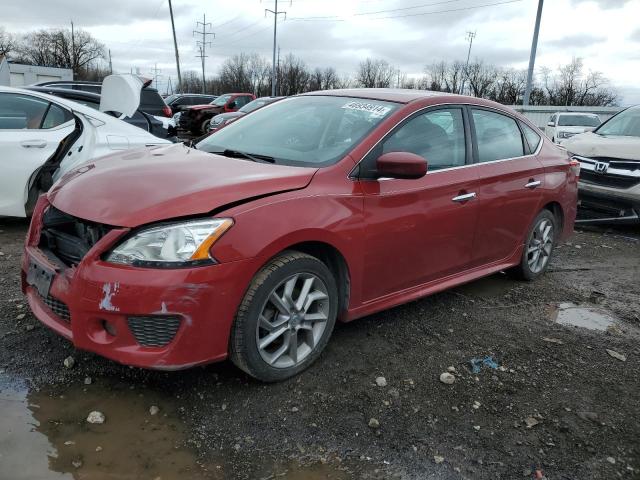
[{"x1": 382, "y1": 108, "x2": 466, "y2": 171}]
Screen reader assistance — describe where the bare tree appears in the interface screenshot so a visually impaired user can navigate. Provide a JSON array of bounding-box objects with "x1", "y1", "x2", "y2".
[
  {"x1": 466, "y1": 61, "x2": 497, "y2": 98},
  {"x1": 278, "y1": 54, "x2": 311, "y2": 96},
  {"x1": 16, "y1": 28, "x2": 105, "y2": 77},
  {"x1": 356, "y1": 58, "x2": 395, "y2": 88},
  {"x1": 425, "y1": 61, "x2": 447, "y2": 91},
  {"x1": 0, "y1": 27, "x2": 16, "y2": 58}
]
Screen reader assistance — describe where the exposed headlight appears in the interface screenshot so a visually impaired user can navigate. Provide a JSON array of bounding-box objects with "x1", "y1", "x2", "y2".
[
  {"x1": 106, "y1": 218, "x2": 233, "y2": 267},
  {"x1": 212, "y1": 117, "x2": 225, "y2": 126},
  {"x1": 558, "y1": 131, "x2": 575, "y2": 139}
]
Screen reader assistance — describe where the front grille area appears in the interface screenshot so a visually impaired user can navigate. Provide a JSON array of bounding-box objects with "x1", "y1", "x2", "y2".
[
  {"x1": 39, "y1": 206, "x2": 112, "y2": 267},
  {"x1": 127, "y1": 316, "x2": 182, "y2": 347},
  {"x1": 36, "y1": 291, "x2": 71, "y2": 323},
  {"x1": 580, "y1": 170, "x2": 640, "y2": 189}
]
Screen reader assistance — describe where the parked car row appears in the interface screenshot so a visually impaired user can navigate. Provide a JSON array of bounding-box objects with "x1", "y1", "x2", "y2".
[
  {"x1": 178, "y1": 92, "x2": 256, "y2": 134},
  {"x1": 19, "y1": 88, "x2": 580, "y2": 382},
  {"x1": 208, "y1": 96, "x2": 283, "y2": 132}
]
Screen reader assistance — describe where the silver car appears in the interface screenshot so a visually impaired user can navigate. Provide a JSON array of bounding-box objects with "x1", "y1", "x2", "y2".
[{"x1": 563, "y1": 105, "x2": 640, "y2": 224}]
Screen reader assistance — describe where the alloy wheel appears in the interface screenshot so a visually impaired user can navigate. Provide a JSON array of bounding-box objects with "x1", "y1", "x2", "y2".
[
  {"x1": 527, "y1": 218, "x2": 554, "y2": 274},
  {"x1": 256, "y1": 273, "x2": 330, "y2": 369}
]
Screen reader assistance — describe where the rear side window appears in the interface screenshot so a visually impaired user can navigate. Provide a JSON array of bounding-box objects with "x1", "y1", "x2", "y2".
[
  {"x1": 42, "y1": 104, "x2": 74, "y2": 129},
  {"x1": 472, "y1": 109, "x2": 524, "y2": 163},
  {"x1": 520, "y1": 122, "x2": 541, "y2": 154},
  {"x1": 0, "y1": 93, "x2": 49, "y2": 129},
  {"x1": 140, "y1": 90, "x2": 166, "y2": 108}
]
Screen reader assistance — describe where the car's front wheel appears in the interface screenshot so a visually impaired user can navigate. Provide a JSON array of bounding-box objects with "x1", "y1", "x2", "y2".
[
  {"x1": 230, "y1": 251, "x2": 338, "y2": 382},
  {"x1": 200, "y1": 118, "x2": 211, "y2": 134},
  {"x1": 510, "y1": 210, "x2": 557, "y2": 280}
]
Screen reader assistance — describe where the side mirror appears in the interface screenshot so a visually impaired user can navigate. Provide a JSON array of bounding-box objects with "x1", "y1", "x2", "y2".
[
  {"x1": 227, "y1": 101, "x2": 237, "y2": 109},
  {"x1": 376, "y1": 151, "x2": 427, "y2": 180},
  {"x1": 547, "y1": 121, "x2": 555, "y2": 127}
]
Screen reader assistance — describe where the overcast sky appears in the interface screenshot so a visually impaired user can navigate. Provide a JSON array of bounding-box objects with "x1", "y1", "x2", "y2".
[{"x1": 3, "y1": 0, "x2": 640, "y2": 104}]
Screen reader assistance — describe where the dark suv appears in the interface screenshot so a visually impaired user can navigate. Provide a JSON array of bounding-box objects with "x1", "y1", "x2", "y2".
[
  {"x1": 165, "y1": 94, "x2": 217, "y2": 113},
  {"x1": 33, "y1": 80, "x2": 172, "y2": 118}
]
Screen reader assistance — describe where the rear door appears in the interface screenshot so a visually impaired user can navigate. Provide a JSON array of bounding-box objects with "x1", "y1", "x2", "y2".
[
  {"x1": 360, "y1": 106, "x2": 481, "y2": 301},
  {"x1": 468, "y1": 107, "x2": 545, "y2": 267},
  {"x1": 0, "y1": 92, "x2": 75, "y2": 216}
]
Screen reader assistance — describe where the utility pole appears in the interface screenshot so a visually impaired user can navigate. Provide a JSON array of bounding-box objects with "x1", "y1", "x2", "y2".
[
  {"x1": 460, "y1": 31, "x2": 476, "y2": 95},
  {"x1": 265, "y1": 1, "x2": 287, "y2": 96},
  {"x1": 168, "y1": 0, "x2": 182, "y2": 93},
  {"x1": 70, "y1": 20, "x2": 76, "y2": 76},
  {"x1": 523, "y1": 0, "x2": 544, "y2": 106},
  {"x1": 194, "y1": 14, "x2": 214, "y2": 94},
  {"x1": 276, "y1": 44, "x2": 281, "y2": 96},
  {"x1": 108, "y1": 49, "x2": 113, "y2": 74}
]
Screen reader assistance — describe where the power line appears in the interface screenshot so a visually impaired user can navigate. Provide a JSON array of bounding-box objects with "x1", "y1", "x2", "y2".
[
  {"x1": 353, "y1": 0, "x2": 466, "y2": 17},
  {"x1": 289, "y1": 0, "x2": 525, "y2": 21}
]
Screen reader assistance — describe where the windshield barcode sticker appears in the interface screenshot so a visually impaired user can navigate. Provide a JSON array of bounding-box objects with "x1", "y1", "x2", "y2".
[{"x1": 342, "y1": 101, "x2": 391, "y2": 117}]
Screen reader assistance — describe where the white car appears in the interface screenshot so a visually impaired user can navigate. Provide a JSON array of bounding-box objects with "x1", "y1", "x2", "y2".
[
  {"x1": 545, "y1": 112, "x2": 601, "y2": 144},
  {"x1": 0, "y1": 75, "x2": 171, "y2": 217}
]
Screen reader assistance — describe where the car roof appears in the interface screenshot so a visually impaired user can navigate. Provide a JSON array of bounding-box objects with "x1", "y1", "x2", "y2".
[
  {"x1": 302, "y1": 88, "x2": 455, "y2": 104},
  {"x1": 556, "y1": 112, "x2": 599, "y2": 116},
  {"x1": 26, "y1": 86, "x2": 102, "y2": 101}
]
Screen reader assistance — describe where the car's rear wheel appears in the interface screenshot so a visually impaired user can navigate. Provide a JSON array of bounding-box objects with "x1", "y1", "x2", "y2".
[
  {"x1": 510, "y1": 210, "x2": 556, "y2": 280},
  {"x1": 230, "y1": 251, "x2": 338, "y2": 382}
]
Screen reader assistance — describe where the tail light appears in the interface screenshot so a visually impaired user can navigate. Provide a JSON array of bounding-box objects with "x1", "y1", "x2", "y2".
[
  {"x1": 162, "y1": 105, "x2": 172, "y2": 118},
  {"x1": 569, "y1": 157, "x2": 581, "y2": 179}
]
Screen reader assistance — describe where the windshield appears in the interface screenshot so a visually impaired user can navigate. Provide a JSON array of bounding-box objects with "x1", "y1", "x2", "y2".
[
  {"x1": 239, "y1": 98, "x2": 271, "y2": 114},
  {"x1": 196, "y1": 96, "x2": 399, "y2": 167},
  {"x1": 595, "y1": 107, "x2": 640, "y2": 137},
  {"x1": 164, "y1": 94, "x2": 179, "y2": 104},
  {"x1": 212, "y1": 94, "x2": 232, "y2": 106},
  {"x1": 558, "y1": 114, "x2": 600, "y2": 127}
]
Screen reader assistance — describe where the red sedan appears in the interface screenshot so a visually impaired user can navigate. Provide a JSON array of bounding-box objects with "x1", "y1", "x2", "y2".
[{"x1": 22, "y1": 89, "x2": 578, "y2": 381}]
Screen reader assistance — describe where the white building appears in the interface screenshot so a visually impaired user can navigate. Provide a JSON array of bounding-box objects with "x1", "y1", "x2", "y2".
[{"x1": 0, "y1": 57, "x2": 73, "y2": 87}]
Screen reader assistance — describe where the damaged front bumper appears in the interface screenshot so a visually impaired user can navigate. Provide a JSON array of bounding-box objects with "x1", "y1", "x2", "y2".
[{"x1": 21, "y1": 197, "x2": 254, "y2": 370}]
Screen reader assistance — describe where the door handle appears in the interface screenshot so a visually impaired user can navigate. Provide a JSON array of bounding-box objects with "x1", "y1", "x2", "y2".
[
  {"x1": 525, "y1": 180, "x2": 541, "y2": 189},
  {"x1": 20, "y1": 140, "x2": 47, "y2": 148},
  {"x1": 451, "y1": 192, "x2": 476, "y2": 203}
]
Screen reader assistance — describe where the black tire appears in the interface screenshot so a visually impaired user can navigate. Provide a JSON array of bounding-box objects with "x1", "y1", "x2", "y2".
[
  {"x1": 230, "y1": 251, "x2": 338, "y2": 382},
  {"x1": 200, "y1": 118, "x2": 211, "y2": 134},
  {"x1": 510, "y1": 209, "x2": 557, "y2": 281}
]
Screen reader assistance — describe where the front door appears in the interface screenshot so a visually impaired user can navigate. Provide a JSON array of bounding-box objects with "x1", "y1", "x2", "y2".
[
  {"x1": 0, "y1": 92, "x2": 75, "y2": 216},
  {"x1": 360, "y1": 106, "x2": 481, "y2": 302}
]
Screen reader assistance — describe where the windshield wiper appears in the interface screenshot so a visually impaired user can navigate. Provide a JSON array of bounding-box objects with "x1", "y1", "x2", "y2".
[{"x1": 215, "y1": 149, "x2": 275, "y2": 163}]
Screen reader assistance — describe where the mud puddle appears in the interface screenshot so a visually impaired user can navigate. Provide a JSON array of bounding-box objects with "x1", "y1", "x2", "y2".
[
  {"x1": 0, "y1": 374, "x2": 349, "y2": 480},
  {"x1": 551, "y1": 302, "x2": 618, "y2": 331}
]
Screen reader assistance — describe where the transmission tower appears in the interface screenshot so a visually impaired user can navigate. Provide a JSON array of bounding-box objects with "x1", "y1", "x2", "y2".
[{"x1": 194, "y1": 14, "x2": 214, "y2": 94}]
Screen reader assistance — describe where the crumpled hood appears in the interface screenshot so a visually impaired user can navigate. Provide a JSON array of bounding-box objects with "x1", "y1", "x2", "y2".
[
  {"x1": 563, "y1": 132, "x2": 640, "y2": 161},
  {"x1": 48, "y1": 143, "x2": 317, "y2": 227},
  {"x1": 557, "y1": 126, "x2": 596, "y2": 134}
]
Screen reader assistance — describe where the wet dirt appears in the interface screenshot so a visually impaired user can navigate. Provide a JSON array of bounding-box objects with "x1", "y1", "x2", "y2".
[
  {"x1": 2, "y1": 219, "x2": 640, "y2": 479},
  {"x1": 0, "y1": 373, "x2": 350, "y2": 480}
]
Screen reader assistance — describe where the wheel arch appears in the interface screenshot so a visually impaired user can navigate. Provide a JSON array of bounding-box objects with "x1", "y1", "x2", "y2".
[{"x1": 542, "y1": 201, "x2": 564, "y2": 239}]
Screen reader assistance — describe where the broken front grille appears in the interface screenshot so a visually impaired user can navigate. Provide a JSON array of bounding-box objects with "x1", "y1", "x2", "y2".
[
  {"x1": 39, "y1": 206, "x2": 112, "y2": 267},
  {"x1": 127, "y1": 316, "x2": 182, "y2": 347},
  {"x1": 36, "y1": 291, "x2": 71, "y2": 323}
]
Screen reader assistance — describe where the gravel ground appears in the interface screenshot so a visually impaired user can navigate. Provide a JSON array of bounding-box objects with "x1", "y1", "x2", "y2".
[{"x1": 1, "y1": 218, "x2": 639, "y2": 479}]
